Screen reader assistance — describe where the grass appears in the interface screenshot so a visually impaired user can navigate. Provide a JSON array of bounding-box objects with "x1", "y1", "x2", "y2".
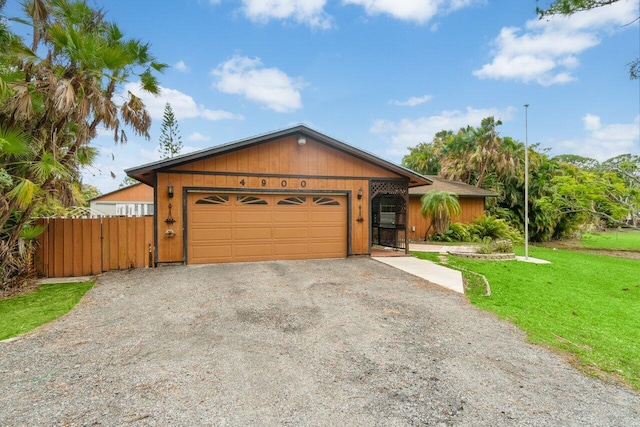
[
  {"x1": 411, "y1": 251, "x2": 441, "y2": 262},
  {"x1": 414, "y1": 247, "x2": 640, "y2": 391},
  {"x1": 580, "y1": 230, "x2": 640, "y2": 251},
  {"x1": 0, "y1": 281, "x2": 94, "y2": 341}
]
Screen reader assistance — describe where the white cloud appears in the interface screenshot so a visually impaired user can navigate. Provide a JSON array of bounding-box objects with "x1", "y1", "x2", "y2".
[
  {"x1": 582, "y1": 114, "x2": 601, "y2": 131},
  {"x1": 123, "y1": 82, "x2": 244, "y2": 121},
  {"x1": 389, "y1": 94, "x2": 433, "y2": 107},
  {"x1": 555, "y1": 114, "x2": 640, "y2": 161},
  {"x1": 174, "y1": 60, "x2": 190, "y2": 73},
  {"x1": 371, "y1": 106, "x2": 516, "y2": 157},
  {"x1": 212, "y1": 55, "x2": 304, "y2": 113},
  {"x1": 187, "y1": 132, "x2": 212, "y2": 142},
  {"x1": 474, "y1": 0, "x2": 637, "y2": 85},
  {"x1": 211, "y1": 0, "x2": 482, "y2": 27},
  {"x1": 239, "y1": 0, "x2": 332, "y2": 29},
  {"x1": 343, "y1": 0, "x2": 484, "y2": 24}
]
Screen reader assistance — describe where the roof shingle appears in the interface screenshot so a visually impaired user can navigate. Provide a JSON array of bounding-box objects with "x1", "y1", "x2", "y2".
[{"x1": 409, "y1": 176, "x2": 498, "y2": 197}]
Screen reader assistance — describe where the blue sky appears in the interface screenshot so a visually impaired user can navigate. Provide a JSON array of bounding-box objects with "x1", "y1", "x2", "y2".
[{"x1": 6, "y1": 0, "x2": 640, "y2": 193}]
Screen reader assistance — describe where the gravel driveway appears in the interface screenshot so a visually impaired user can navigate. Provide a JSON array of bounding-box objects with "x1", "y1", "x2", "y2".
[{"x1": 1, "y1": 258, "x2": 639, "y2": 426}]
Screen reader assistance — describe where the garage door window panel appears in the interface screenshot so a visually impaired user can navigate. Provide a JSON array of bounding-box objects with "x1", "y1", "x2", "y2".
[
  {"x1": 237, "y1": 195, "x2": 268, "y2": 205},
  {"x1": 195, "y1": 195, "x2": 229, "y2": 205},
  {"x1": 313, "y1": 196, "x2": 340, "y2": 206},
  {"x1": 277, "y1": 196, "x2": 306, "y2": 205}
]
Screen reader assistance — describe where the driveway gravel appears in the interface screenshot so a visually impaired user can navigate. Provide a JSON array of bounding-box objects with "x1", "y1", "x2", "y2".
[{"x1": 1, "y1": 258, "x2": 639, "y2": 426}]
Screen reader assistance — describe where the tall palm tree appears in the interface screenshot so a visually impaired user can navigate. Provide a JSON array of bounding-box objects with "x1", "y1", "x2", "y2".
[
  {"x1": 420, "y1": 191, "x2": 461, "y2": 237},
  {"x1": 401, "y1": 130, "x2": 452, "y2": 175},
  {"x1": 0, "y1": 0, "x2": 165, "y2": 288},
  {"x1": 439, "y1": 117, "x2": 519, "y2": 189}
]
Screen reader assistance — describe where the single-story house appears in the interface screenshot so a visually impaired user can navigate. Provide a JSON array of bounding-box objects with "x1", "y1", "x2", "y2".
[
  {"x1": 407, "y1": 176, "x2": 498, "y2": 240},
  {"x1": 126, "y1": 125, "x2": 430, "y2": 265},
  {"x1": 88, "y1": 182, "x2": 154, "y2": 217}
]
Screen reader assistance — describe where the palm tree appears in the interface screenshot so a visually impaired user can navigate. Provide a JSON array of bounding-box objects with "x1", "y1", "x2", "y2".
[
  {"x1": 439, "y1": 117, "x2": 519, "y2": 189},
  {"x1": 420, "y1": 191, "x2": 461, "y2": 237},
  {"x1": 0, "y1": 0, "x2": 165, "y2": 289},
  {"x1": 401, "y1": 130, "x2": 452, "y2": 175}
]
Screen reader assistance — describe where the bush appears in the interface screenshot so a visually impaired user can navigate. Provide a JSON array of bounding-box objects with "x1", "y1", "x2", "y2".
[
  {"x1": 448, "y1": 222, "x2": 471, "y2": 241},
  {"x1": 468, "y1": 215, "x2": 523, "y2": 243},
  {"x1": 431, "y1": 222, "x2": 473, "y2": 242},
  {"x1": 431, "y1": 230, "x2": 457, "y2": 242},
  {"x1": 476, "y1": 244, "x2": 493, "y2": 254},
  {"x1": 491, "y1": 239, "x2": 513, "y2": 253},
  {"x1": 430, "y1": 215, "x2": 522, "y2": 245}
]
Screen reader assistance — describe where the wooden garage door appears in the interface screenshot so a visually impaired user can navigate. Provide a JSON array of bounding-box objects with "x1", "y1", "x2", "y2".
[{"x1": 187, "y1": 193, "x2": 347, "y2": 264}]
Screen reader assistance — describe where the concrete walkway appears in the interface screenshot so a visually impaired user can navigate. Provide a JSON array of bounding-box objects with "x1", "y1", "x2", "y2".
[
  {"x1": 409, "y1": 243, "x2": 476, "y2": 254},
  {"x1": 372, "y1": 256, "x2": 465, "y2": 294},
  {"x1": 374, "y1": 243, "x2": 549, "y2": 294}
]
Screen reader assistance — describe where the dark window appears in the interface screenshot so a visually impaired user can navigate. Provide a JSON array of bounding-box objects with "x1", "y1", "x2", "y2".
[
  {"x1": 277, "y1": 196, "x2": 306, "y2": 206},
  {"x1": 237, "y1": 195, "x2": 268, "y2": 205},
  {"x1": 195, "y1": 195, "x2": 229, "y2": 205},
  {"x1": 313, "y1": 196, "x2": 340, "y2": 206}
]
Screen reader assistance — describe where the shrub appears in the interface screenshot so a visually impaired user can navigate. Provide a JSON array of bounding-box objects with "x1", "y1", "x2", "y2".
[
  {"x1": 448, "y1": 222, "x2": 471, "y2": 241},
  {"x1": 469, "y1": 215, "x2": 522, "y2": 243},
  {"x1": 491, "y1": 239, "x2": 513, "y2": 253},
  {"x1": 431, "y1": 230, "x2": 456, "y2": 242},
  {"x1": 430, "y1": 216, "x2": 522, "y2": 245},
  {"x1": 476, "y1": 244, "x2": 493, "y2": 254}
]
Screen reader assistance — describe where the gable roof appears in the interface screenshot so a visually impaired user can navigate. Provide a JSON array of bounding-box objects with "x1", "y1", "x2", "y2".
[
  {"x1": 125, "y1": 125, "x2": 429, "y2": 187},
  {"x1": 409, "y1": 176, "x2": 498, "y2": 197},
  {"x1": 88, "y1": 182, "x2": 153, "y2": 202}
]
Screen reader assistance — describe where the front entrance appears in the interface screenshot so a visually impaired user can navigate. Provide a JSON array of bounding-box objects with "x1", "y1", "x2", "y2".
[{"x1": 370, "y1": 180, "x2": 408, "y2": 252}]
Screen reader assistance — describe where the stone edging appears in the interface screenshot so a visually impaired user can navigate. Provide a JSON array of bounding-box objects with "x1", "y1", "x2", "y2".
[{"x1": 447, "y1": 251, "x2": 516, "y2": 261}]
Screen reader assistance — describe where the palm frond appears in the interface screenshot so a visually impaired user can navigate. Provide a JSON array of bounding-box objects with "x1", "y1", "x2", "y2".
[
  {"x1": 120, "y1": 92, "x2": 151, "y2": 138},
  {"x1": 19, "y1": 223, "x2": 45, "y2": 240},
  {"x1": 7, "y1": 178, "x2": 38, "y2": 209},
  {"x1": 139, "y1": 69, "x2": 160, "y2": 94},
  {"x1": 0, "y1": 128, "x2": 31, "y2": 156},
  {"x1": 53, "y1": 77, "x2": 77, "y2": 111},
  {"x1": 8, "y1": 83, "x2": 34, "y2": 121},
  {"x1": 30, "y1": 151, "x2": 67, "y2": 181}
]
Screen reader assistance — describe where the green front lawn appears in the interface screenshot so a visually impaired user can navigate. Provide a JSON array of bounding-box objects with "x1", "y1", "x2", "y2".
[
  {"x1": 580, "y1": 230, "x2": 640, "y2": 251},
  {"x1": 415, "y1": 247, "x2": 640, "y2": 391},
  {"x1": 0, "y1": 281, "x2": 94, "y2": 341}
]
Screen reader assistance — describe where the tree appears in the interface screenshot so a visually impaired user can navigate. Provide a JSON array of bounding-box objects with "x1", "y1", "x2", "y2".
[
  {"x1": 1, "y1": 0, "x2": 165, "y2": 289},
  {"x1": 536, "y1": 0, "x2": 639, "y2": 79},
  {"x1": 601, "y1": 154, "x2": 640, "y2": 226},
  {"x1": 401, "y1": 130, "x2": 451, "y2": 175},
  {"x1": 158, "y1": 103, "x2": 182, "y2": 159},
  {"x1": 439, "y1": 117, "x2": 520, "y2": 189},
  {"x1": 120, "y1": 176, "x2": 139, "y2": 188},
  {"x1": 420, "y1": 191, "x2": 461, "y2": 237},
  {"x1": 553, "y1": 154, "x2": 599, "y2": 171}
]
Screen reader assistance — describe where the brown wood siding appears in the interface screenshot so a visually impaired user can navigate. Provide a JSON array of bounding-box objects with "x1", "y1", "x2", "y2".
[
  {"x1": 407, "y1": 196, "x2": 486, "y2": 241},
  {"x1": 171, "y1": 136, "x2": 399, "y2": 178},
  {"x1": 34, "y1": 217, "x2": 153, "y2": 278},
  {"x1": 92, "y1": 183, "x2": 153, "y2": 202},
  {"x1": 156, "y1": 135, "x2": 396, "y2": 263}
]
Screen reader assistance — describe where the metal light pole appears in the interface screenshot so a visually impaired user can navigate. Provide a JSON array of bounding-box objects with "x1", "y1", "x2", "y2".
[{"x1": 524, "y1": 104, "x2": 529, "y2": 260}]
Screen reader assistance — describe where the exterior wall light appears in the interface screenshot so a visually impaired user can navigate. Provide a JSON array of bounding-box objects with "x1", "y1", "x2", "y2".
[
  {"x1": 357, "y1": 186, "x2": 363, "y2": 200},
  {"x1": 297, "y1": 136, "x2": 306, "y2": 146},
  {"x1": 167, "y1": 183, "x2": 174, "y2": 198}
]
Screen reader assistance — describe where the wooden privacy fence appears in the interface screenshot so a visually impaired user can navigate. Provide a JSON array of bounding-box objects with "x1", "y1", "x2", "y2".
[{"x1": 33, "y1": 217, "x2": 154, "y2": 278}]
